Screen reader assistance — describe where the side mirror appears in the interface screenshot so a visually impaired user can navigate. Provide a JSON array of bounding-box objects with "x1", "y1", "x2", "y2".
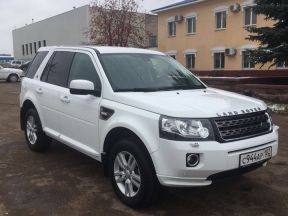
[{"x1": 69, "y1": 80, "x2": 101, "y2": 97}]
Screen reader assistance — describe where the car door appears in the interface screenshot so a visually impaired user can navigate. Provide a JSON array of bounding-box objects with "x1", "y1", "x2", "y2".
[
  {"x1": 57, "y1": 51, "x2": 102, "y2": 156},
  {"x1": 36, "y1": 51, "x2": 75, "y2": 138}
]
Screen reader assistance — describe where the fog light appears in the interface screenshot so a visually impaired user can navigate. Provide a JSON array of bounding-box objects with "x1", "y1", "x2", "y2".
[{"x1": 186, "y1": 154, "x2": 200, "y2": 167}]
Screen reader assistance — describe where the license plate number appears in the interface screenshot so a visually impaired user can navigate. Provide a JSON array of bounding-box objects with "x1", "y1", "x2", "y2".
[{"x1": 239, "y1": 147, "x2": 272, "y2": 167}]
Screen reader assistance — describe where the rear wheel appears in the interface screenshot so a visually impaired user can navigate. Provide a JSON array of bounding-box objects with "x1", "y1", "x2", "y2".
[
  {"x1": 24, "y1": 109, "x2": 51, "y2": 152},
  {"x1": 7, "y1": 74, "x2": 18, "y2": 82},
  {"x1": 109, "y1": 138, "x2": 160, "y2": 208}
]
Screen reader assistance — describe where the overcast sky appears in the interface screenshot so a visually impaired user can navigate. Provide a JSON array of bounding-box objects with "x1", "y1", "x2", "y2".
[{"x1": 0, "y1": 0, "x2": 178, "y2": 55}]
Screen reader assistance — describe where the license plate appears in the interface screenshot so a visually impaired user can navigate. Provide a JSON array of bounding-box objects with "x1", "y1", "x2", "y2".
[{"x1": 239, "y1": 147, "x2": 272, "y2": 167}]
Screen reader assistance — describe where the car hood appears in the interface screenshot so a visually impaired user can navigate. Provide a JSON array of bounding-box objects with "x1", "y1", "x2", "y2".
[{"x1": 110, "y1": 88, "x2": 267, "y2": 118}]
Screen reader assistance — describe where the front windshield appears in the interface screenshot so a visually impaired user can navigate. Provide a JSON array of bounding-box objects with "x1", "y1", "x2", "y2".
[{"x1": 100, "y1": 53, "x2": 206, "y2": 92}]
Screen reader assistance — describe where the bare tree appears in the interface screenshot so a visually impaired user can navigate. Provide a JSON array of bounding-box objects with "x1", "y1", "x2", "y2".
[{"x1": 90, "y1": 0, "x2": 149, "y2": 48}]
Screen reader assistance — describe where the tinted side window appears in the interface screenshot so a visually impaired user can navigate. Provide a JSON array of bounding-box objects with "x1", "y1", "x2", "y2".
[
  {"x1": 26, "y1": 51, "x2": 48, "y2": 78},
  {"x1": 45, "y1": 51, "x2": 75, "y2": 87},
  {"x1": 68, "y1": 53, "x2": 101, "y2": 89}
]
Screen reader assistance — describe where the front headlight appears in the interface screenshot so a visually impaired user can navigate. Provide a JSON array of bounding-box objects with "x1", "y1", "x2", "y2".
[{"x1": 159, "y1": 116, "x2": 215, "y2": 141}]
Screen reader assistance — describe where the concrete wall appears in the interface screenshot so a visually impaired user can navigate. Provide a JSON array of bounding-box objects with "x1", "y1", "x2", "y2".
[
  {"x1": 12, "y1": 5, "x2": 90, "y2": 61},
  {"x1": 156, "y1": 0, "x2": 276, "y2": 71}
]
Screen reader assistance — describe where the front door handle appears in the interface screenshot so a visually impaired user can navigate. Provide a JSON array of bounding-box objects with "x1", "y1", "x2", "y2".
[
  {"x1": 36, "y1": 87, "x2": 43, "y2": 94},
  {"x1": 60, "y1": 95, "x2": 70, "y2": 104}
]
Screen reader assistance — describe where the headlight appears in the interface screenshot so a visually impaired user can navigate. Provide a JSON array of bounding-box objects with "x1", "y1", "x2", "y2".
[{"x1": 159, "y1": 116, "x2": 215, "y2": 141}]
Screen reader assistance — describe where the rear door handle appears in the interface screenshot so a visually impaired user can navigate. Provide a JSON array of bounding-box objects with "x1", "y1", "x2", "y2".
[
  {"x1": 36, "y1": 87, "x2": 43, "y2": 94},
  {"x1": 60, "y1": 95, "x2": 70, "y2": 104}
]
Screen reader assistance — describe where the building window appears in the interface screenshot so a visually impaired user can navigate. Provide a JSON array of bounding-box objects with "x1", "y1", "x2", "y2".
[
  {"x1": 22, "y1": 45, "x2": 25, "y2": 56},
  {"x1": 214, "y1": 52, "x2": 225, "y2": 69},
  {"x1": 38, "y1": 41, "x2": 42, "y2": 49},
  {"x1": 34, "y1": 42, "x2": 37, "y2": 53},
  {"x1": 215, "y1": 11, "x2": 227, "y2": 29},
  {"x1": 149, "y1": 35, "x2": 157, "y2": 48},
  {"x1": 168, "y1": 21, "x2": 176, "y2": 37},
  {"x1": 244, "y1": 7, "x2": 257, "y2": 26},
  {"x1": 43, "y1": 40, "x2": 47, "y2": 47},
  {"x1": 29, "y1": 43, "x2": 33, "y2": 55},
  {"x1": 186, "y1": 17, "x2": 196, "y2": 34},
  {"x1": 25, "y1": 44, "x2": 29, "y2": 55},
  {"x1": 186, "y1": 54, "x2": 195, "y2": 70},
  {"x1": 242, "y1": 51, "x2": 255, "y2": 69}
]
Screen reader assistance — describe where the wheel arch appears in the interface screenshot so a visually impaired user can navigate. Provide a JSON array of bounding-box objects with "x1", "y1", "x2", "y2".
[
  {"x1": 20, "y1": 100, "x2": 37, "y2": 130},
  {"x1": 7, "y1": 73, "x2": 20, "y2": 80},
  {"x1": 102, "y1": 127, "x2": 157, "y2": 177}
]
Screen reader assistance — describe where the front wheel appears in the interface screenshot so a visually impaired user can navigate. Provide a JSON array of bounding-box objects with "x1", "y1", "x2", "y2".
[
  {"x1": 24, "y1": 109, "x2": 51, "y2": 152},
  {"x1": 109, "y1": 138, "x2": 160, "y2": 208}
]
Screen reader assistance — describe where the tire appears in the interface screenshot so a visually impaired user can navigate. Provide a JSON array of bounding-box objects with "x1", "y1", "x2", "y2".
[
  {"x1": 109, "y1": 138, "x2": 160, "y2": 208},
  {"x1": 7, "y1": 74, "x2": 18, "y2": 83},
  {"x1": 24, "y1": 108, "x2": 51, "y2": 152}
]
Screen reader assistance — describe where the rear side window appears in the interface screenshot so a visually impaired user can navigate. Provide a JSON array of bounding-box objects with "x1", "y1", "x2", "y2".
[
  {"x1": 42, "y1": 51, "x2": 75, "y2": 87},
  {"x1": 68, "y1": 53, "x2": 101, "y2": 88},
  {"x1": 26, "y1": 51, "x2": 48, "y2": 78}
]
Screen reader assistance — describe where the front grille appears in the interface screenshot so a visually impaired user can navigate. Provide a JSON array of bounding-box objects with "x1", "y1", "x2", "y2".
[{"x1": 214, "y1": 111, "x2": 272, "y2": 142}]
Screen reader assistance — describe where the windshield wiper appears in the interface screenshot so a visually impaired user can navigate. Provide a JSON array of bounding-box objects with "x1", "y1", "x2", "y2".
[
  {"x1": 114, "y1": 86, "x2": 205, "y2": 92},
  {"x1": 115, "y1": 87, "x2": 161, "y2": 92},
  {"x1": 172, "y1": 85, "x2": 206, "y2": 90},
  {"x1": 115, "y1": 87, "x2": 183, "y2": 92}
]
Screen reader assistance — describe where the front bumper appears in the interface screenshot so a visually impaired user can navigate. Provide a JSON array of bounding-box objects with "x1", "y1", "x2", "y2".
[{"x1": 151, "y1": 125, "x2": 279, "y2": 187}]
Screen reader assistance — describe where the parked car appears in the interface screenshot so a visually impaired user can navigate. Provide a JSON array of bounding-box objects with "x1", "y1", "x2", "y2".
[
  {"x1": 20, "y1": 46, "x2": 279, "y2": 207},
  {"x1": 10, "y1": 60, "x2": 25, "y2": 68},
  {"x1": 0, "y1": 65, "x2": 23, "y2": 82}
]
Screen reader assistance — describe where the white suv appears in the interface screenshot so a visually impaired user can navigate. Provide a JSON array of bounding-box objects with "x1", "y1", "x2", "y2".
[{"x1": 20, "y1": 46, "x2": 279, "y2": 207}]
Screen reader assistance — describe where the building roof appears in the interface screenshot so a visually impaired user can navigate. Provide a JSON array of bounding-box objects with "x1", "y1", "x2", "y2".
[{"x1": 152, "y1": 0, "x2": 206, "y2": 13}]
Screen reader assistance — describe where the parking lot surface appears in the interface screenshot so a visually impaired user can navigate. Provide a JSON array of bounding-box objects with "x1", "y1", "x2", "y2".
[{"x1": 0, "y1": 82, "x2": 287, "y2": 216}]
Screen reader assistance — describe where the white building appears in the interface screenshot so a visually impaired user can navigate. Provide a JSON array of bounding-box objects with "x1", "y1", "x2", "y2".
[
  {"x1": 12, "y1": 5, "x2": 158, "y2": 61},
  {"x1": 13, "y1": 5, "x2": 90, "y2": 61}
]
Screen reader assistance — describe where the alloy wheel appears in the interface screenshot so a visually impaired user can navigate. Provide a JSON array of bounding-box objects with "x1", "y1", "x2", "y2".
[
  {"x1": 114, "y1": 151, "x2": 141, "y2": 198},
  {"x1": 26, "y1": 115, "x2": 38, "y2": 145}
]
